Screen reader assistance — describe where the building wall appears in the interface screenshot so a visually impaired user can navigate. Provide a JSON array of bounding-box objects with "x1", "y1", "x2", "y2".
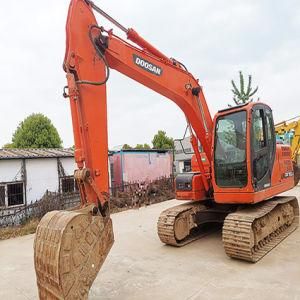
[
  {"x1": 0, "y1": 160, "x2": 23, "y2": 182},
  {"x1": 178, "y1": 161, "x2": 185, "y2": 174},
  {"x1": 26, "y1": 158, "x2": 59, "y2": 203},
  {"x1": 0, "y1": 157, "x2": 77, "y2": 208},
  {"x1": 110, "y1": 151, "x2": 173, "y2": 186},
  {"x1": 60, "y1": 157, "x2": 76, "y2": 176},
  {"x1": 123, "y1": 152, "x2": 172, "y2": 183},
  {"x1": 109, "y1": 153, "x2": 123, "y2": 187},
  {"x1": 0, "y1": 160, "x2": 25, "y2": 208}
]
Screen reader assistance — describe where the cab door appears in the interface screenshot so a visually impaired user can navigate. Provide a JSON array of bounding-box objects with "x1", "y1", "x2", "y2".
[{"x1": 251, "y1": 104, "x2": 276, "y2": 191}]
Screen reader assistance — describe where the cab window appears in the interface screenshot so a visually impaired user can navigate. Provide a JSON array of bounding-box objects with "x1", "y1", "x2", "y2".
[
  {"x1": 214, "y1": 110, "x2": 247, "y2": 187},
  {"x1": 253, "y1": 109, "x2": 266, "y2": 151}
]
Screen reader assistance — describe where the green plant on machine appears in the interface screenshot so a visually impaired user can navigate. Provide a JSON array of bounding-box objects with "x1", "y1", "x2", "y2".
[{"x1": 230, "y1": 71, "x2": 259, "y2": 106}]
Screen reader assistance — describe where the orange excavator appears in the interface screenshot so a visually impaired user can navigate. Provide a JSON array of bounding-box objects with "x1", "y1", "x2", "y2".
[{"x1": 33, "y1": 1, "x2": 299, "y2": 299}]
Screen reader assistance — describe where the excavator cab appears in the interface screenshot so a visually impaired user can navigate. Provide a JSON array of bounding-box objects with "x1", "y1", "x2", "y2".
[
  {"x1": 176, "y1": 102, "x2": 294, "y2": 204},
  {"x1": 213, "y1": 102, "x2": 294, "y2": 203},
  {"x1": 214, "y1": 103, "x2": 277, "y2": 191}
]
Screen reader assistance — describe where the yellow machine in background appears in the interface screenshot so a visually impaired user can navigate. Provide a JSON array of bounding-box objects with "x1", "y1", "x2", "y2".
[{"x1": 275, "y1": 116, "x2": 300, "y2": 185}]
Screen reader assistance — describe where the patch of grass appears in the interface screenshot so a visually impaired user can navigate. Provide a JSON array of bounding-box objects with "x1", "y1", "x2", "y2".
[{"x1": 0, "y1": 219, "x2": 39, "y2": 240}]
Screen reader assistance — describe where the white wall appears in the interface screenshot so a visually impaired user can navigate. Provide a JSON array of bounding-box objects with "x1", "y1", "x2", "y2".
[
  {"x1": 26, "y1": 158, "x2": 59, "y2": 203},
  {"x1": 178, "y1": 161, "x2": 185, "y2": 173},
  {"x1": 60, "y1": 157, "x2": 76, "y2": 176},
  {"x1": 0, "y1": 157, "x2": 79, "y2": 207},
  {"x1": 0, "y1": 160, "x2": 23, "y2": 182}
]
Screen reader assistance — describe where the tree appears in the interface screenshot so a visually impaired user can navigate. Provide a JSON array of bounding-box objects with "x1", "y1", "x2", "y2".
[
  {"x1": 230, "y1": 71, "x2": 258, "y2": 106},
  {"x1": 122, "y1": 144, "x2": 132, "y2": 150},
  {"x1": 135, "y1": 143, "x2": 151, "y2": 150},
  {"x1": 142, "y1": 143, "x2": 151, "y2": 149},
  {"x1": 10, "y1": 113, "x2": 62, "y2": 148},
  {"x1": 152, "y1": 130, "x2": 174, "y2": 149},
  {"x1": 2, "y1": 143, "x2": 14, "y2": 149}
]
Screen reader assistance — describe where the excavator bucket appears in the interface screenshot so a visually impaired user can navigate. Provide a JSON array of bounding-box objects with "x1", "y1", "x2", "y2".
[{"x1": 34, "y1": 209, "x2": 114, "y2": 299}]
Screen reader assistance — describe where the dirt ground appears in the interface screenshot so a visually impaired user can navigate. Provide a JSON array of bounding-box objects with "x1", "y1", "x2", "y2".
[{"x1": 0, "y1": 187, "x2": 300, "y2": 300}]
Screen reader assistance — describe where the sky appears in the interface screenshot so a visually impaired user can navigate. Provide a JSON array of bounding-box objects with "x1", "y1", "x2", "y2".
[{"x1": 0, "y1": 0, "x2": 299, "y2": 149}]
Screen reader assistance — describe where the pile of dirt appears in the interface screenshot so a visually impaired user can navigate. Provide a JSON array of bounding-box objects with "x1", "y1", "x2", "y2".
[{"x1": 110, "y1": 177, "x2": 175, "y2": 212}]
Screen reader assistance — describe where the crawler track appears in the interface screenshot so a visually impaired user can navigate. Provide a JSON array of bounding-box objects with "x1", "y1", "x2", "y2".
[
  {"x1": 222, "y1": 196, "x2": 299, "y2": 262},
  {"x1": 157, "y1": 202, "x2": 229, "y2": 246}
]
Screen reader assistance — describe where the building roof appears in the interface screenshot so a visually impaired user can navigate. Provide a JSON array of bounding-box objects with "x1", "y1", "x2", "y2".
[
  {"x1": 0, "y1": 148, "x2": 172, "y2": 160},
  {"x1": 0, "y1": 148, "x2": 74, "y2": 160}
]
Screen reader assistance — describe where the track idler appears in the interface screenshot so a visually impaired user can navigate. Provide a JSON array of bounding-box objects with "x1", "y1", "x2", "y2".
[{"x1": 34, "y1": 205, "x2": 114, "y2": 299}]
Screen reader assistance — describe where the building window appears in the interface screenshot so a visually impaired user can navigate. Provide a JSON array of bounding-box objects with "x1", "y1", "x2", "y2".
[
  {"x1": 0, "y1": 186, "x2": 5, "y2": 207},
  {"x1": 183, "y1": 160, "x2": 191, "y2": 172},
  {"x1": 60, "y1": 176, "x2": 78, "y2": 193},
  {"x1": 0, "y1": 182, "x2": 25, "y2": 207},
  {"x1": 7, "y1": 183, "x2": 24, "y2": 206}
]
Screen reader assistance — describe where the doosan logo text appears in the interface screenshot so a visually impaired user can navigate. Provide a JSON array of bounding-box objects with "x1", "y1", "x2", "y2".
[{"x1": 133, "y1": 54, "x2": 162, "y2": 76}]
